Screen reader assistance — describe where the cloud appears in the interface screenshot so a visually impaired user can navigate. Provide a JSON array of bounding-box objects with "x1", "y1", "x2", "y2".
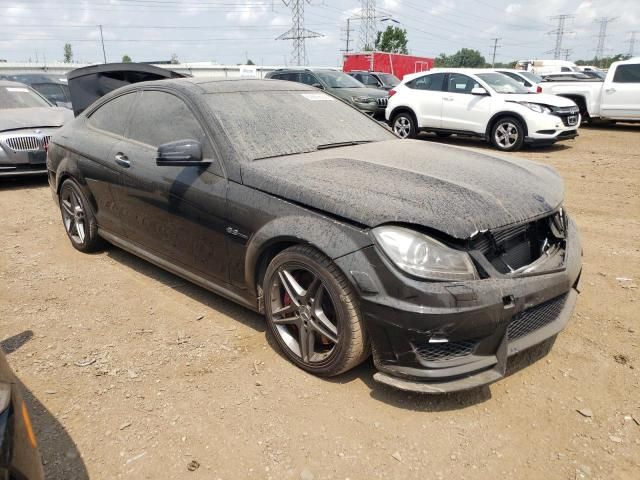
[{"x1": 225, "y1": 0, "x2": 269, "y2": 26}]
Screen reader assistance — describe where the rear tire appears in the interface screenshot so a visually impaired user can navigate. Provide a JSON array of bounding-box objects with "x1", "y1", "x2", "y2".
[
  {"x1": 391, "y1": 112, "x2": 417, "y2": 139},
  {"x1": 263, "y1": 245, "x2": 369, "y2": 377},
  {"x1": 491, "y1": 116, "x2": 525, "y2": 152},
  {"x1": 59, "y1": 179, "x2": 104, "y2": 253}
]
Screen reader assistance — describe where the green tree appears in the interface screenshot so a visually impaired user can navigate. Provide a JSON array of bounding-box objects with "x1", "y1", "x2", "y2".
[
  {"x1": 434, "y1": 48, "x2": 486, "y2": 68},
  {"x1": 374, "y1": 26, "x2": 409, "y2": 54},
  {"x1": 63, "y1": 43, "x2": 73, "y2": 63},
  {"x1": 246, "y1": 59, "x2": 255, "y2": 65},
  {"x1": 122, "y1": 54, "x2": 132, "y2": 63},
  {"x1": 575, "y1": 53, "x2": 630, "y2": 68}
]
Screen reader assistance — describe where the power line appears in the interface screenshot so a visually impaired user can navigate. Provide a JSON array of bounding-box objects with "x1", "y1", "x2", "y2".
[
  {"x1": 359, "y1": 0, "x2": 377, "y2": 51},
  {"x1": 276, "y1": 0, "x2": 322, "y2": 66},
  {"x1": 594, "y1": 16, "x2": 618, "y2": 65},
  {"x1": 547, "y1": 14, "x2": 574, "y2": 60},
  {"x1": 490, "y1": 37, "x2": 501, "y2": 67}
]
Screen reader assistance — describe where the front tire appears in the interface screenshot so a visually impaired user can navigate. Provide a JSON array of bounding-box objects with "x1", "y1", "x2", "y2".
[
  {"x1": 391, "y1": 112, "x2": 417, "y2": 139},
  {"x1": 491, "y1": 116, "x2": 525, "y2": 152},
  {"x1": 263, "y1": 245, "x2": 369, "y2": 377},
  {"x1": 59, "y1": 179, "x2": 104, "y2": 253}
]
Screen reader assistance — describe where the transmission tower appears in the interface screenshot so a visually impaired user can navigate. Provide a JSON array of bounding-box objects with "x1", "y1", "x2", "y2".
[
  {"x1": 627, "y1": 31, "x2": 639, "y2": 57},
  {"x1": 276, "y1": 1, "x2": 323, "y2": 66},
  {"x1": 548, "y1": 15, "x2": 574, "y2": 60},
  {"x1": 594, "y1": 16, "x2": 618, "y2": 64},
  {"x1": 359, "y1": 0, "x2": 377, "y2": 51}
]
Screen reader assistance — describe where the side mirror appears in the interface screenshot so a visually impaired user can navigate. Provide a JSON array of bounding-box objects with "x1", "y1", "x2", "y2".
[
  {"x1": 156, "y1": 139, "x2": 210, "y2": 167},
  {"x1": 471, "y1": 87, "x2": 489, "y2": 96},
  {"x1": 311, "y1": 83, "x2": 324, "y2": 90}
]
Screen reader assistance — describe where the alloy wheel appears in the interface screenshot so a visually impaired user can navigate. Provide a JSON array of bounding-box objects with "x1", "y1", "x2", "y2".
[
  {"x1": 393, "y1": 116, "x2": 412, "y2": 138},
  {"x1": 60, "y1": 186, "x2": 86, "y2": 244},
  {"x1": 494, "y1": 122, "x2": 519, "y2": 149},
  {"x1": 269, "y1": 265, "x2": 339, "y2": 364}
]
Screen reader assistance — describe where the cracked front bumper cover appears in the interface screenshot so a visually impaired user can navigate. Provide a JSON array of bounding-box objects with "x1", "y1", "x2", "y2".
[{"x1": 335, "y1": 218, "x2": 582, "y2": 393}]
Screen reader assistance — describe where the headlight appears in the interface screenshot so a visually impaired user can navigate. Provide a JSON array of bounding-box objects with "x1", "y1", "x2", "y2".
[
  {"x1": 371, "y1": 226, "x2": 477, "y2": 281},
  {"x1": 519, "y1": 102, "x2": 552, "y2": 114},
  {"x1": 352, "y1": 96, "x2": 376, "y2": 104}
]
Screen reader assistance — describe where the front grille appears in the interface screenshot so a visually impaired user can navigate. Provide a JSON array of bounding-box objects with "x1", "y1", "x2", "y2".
[
  {"x1": 376, "y1": 97, "x2": 388, "y2": 107},
  {"x1": 507, "y1": 294, "x2": 568, "y2": 340},
  {"x1": 5, "y1": 136, "x2": 45, "y2": 151},
  {"x1": 414, "y1": 340, "x2": 478, "y2": 362}
]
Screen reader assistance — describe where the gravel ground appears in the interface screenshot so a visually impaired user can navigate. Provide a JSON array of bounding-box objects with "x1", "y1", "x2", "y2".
[{"x1": 1, "y1": 125, "x2": 638, "y2": 480}]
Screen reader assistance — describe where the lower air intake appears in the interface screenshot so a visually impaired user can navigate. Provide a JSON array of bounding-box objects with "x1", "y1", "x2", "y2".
[{"x1": 507, "y1": 294, "x2": 568, "y2": 340}]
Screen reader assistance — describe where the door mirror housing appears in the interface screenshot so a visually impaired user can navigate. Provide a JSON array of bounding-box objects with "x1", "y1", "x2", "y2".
[
  {"x1": 156, "y1": 139, "x2": 210, "y2": 167},
  {"x1": 311, "y1": 83, "x2": 324, "y2": 90},
  {"x1": 471, "y1": 87, "x2": 489, "y2": 96}
]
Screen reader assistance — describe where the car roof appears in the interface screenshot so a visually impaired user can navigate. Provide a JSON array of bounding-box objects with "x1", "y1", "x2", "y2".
[{"x1": 0, "y1": 79, "x2": 38, "y2": 88}]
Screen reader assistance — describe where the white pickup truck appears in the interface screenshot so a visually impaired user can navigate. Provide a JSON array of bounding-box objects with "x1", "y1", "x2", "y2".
[{"x1": 541, "y1": 57, "x2": 640, "y2": 123}]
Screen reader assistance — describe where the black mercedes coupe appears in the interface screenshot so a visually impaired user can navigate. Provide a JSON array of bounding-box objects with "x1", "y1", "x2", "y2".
[{"x1": 47, "y1": 67, "x2": 582, "y2": 393}]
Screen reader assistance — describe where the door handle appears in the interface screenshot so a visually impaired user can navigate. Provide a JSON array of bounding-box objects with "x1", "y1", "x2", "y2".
[
  {"x1": 444, "y1": 97, "x2": 454, "y2": 101},
  {"x1": 605, "y1": 88, "x2": 616, "y2": 94},
  {"x1": 114, "y1": 152, "x2": 130, "y2": 168}
]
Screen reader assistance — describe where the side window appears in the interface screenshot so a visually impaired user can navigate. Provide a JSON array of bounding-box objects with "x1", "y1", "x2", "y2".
[
  {"x1": 613, "y1": 64, "x2": 640, "y2": 83},
  {"x1": 360, "y1": 74, "x2": 379, "y2": 86},
  {"x1": 88, "y1": 92, "x2": 136, "y2": 136},
  {"x1": 126, "y1": 91, "x2": 214, "y2": 159},
  {"x1": 447, "y1": 73, "x2": 479, "y2": 94},
  {"x1": 412, "y1": 73, "x2": 445, "y2": 91},
  {"x1": 299, "y1": 73, "x2": 319, "y2": 86},
  {"x1": 502, "y1": 72, "x2": 525, "y2": 85},
  {"x1": 352, "y1": 73, "x2": 363, "y2": 82},
  {"x1": 270, "y1": 73, "x2": 283, "y2": 80}
]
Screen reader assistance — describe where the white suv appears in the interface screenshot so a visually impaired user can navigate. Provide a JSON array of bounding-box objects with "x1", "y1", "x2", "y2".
[{"x1": 386, "y1": 69, "x2": 580, "y2": 151}]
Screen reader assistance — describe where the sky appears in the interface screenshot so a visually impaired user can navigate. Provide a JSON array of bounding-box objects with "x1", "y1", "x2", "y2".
[{"x1": 1, "y1": 0, "x2": 638, "y2": 65}]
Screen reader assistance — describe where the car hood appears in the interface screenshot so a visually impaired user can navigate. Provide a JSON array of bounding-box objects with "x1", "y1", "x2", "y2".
[
  {"x1": 0, "y1": 107, "x2": 72, "y2": 132},
  {"x1": 502, "y1": 93, "x2": 576, "y2": 107},
  {"x1": 330, "y1": 87, "x2": 388, "y2": 99},
  {"x1": 241, "y1": 140, "x2": 563, "y2": 239}
]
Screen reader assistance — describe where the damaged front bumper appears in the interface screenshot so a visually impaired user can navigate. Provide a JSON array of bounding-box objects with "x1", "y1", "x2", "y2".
[{"x1": 335, "y1": 217, "x2": 582, "y2": 393}]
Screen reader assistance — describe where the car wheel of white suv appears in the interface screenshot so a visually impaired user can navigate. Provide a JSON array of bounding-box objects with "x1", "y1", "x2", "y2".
[
  {"x1": 491, "y1": 116, "x2": 525, "y2": 152},
  {"x1": 391, "y1": 112, "x2": 417, "y2": 139}
]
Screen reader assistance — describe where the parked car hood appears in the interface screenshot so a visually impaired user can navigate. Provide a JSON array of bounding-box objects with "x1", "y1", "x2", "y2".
[
  {"x1": 330, "y1": 87, "x2": 388, "y2": 99},
  {"x1": 0, "y1": 107, "x2": 72, "y2": 132},
  {"x1": 502, "y1": 93, "x2": 577, "y2": 107},
  {"x1": 241, "y1": 140, "x2": 563, "y2": 239}
]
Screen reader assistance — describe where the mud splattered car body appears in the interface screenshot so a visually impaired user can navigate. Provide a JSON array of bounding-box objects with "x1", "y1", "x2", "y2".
[{"x1": 47, "y1": 74, "x2": 582, "y2": 393}]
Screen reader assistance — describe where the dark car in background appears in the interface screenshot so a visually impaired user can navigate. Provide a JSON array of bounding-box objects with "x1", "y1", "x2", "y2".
[
  {"x1": 47, "y1": 72, "x2": 582, "y2": 393},
  {"x1": 0, "y1": 349, "x2": 44, "y2": 480},
  {"x1": 347, "y1": 70, "x2": 400, "y2": 91},
  {"x1": 265, "y1": 68, "x2": 389, "y2": 117},
  {"x1": 1, "y1": 73, "x2": 72, "y2": 109},
  {"x1": 0, "y1": 80, "x2": 73, "y2": 177}
]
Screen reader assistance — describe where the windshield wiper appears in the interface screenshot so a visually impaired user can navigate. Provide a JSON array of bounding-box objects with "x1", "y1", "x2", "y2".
[{"x1": 316, "y1": 140, "x2": 374, "y2": 150}]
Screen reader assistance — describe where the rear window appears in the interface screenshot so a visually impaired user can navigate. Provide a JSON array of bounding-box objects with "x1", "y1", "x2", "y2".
[
  {"x1": 206, "y1": 90, "x2": 393, "y2": 161},
  {"x1": 0, "y1": 86, "x2": 50, "y2": 109},
  {"x1": 613, "y1": 64, "x2": 640, "y2": 83},
  {"x1": 408, "y1": 73, "x2": 444, "y2": 91}
]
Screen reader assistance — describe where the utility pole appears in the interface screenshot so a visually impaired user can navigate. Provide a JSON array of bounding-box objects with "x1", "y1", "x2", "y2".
[
  {"x1": 548, "y1": 15, "x2": 574, "y2": 60},
  {"x1": 490, "y1": 38, "x2": 501, "y2": 67},
  {"x1": 98, "y1": 24, "x2": 107, "y2": 64},
  {"x1": 359, "y1": 0, "x2": 377, "y2": 51},
  {"x1": 561, "y1": 48, "x2": 572, "y2": 61},
  {"x1": 276, "y1": 0, "x2": 323, "y2": 66},
  {"x1": 341, "y1": 17, "x2": 355, "y2": 55},
  {"x1": 594, "y1": 17, "x2": 618, "y2": 66},
  {"x1": 626, "y1": 31, "x2": 638, "y2": 57}
]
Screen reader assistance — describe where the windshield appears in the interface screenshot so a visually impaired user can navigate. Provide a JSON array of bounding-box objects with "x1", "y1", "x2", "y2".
[
  {"x1": 476, "y1": 73, "x2": 530, "y2": 94},
  {"x1": 517, "y1": 71, "x2": 542, "y2": 84},
  {"x1": 378, "y1": 73, "x2": 400, "y2": 87},
  {"x1": 206, "y1": 90, "x2": 394, "y2": 161},
  {"x1": 0, "y1": 85, "x2": 51, "y2": 109},
  {"x1": 315, "y1": 70, "x2": 365, "y2": 88}
]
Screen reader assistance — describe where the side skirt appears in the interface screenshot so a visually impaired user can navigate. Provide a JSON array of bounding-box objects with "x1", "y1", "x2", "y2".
[{"x1": 98, "y1": 229, "x2": 260, "y2": 313}]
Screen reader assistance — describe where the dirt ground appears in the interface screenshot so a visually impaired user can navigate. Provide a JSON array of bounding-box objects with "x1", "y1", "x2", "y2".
[{"x1": 1, "y1": 125, "x2": 639, "y2": 480}]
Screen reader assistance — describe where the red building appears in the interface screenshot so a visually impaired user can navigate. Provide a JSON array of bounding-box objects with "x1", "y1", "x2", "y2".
[{"x1": 342, "y1": 52, "x2": 434, "y2": 80}]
